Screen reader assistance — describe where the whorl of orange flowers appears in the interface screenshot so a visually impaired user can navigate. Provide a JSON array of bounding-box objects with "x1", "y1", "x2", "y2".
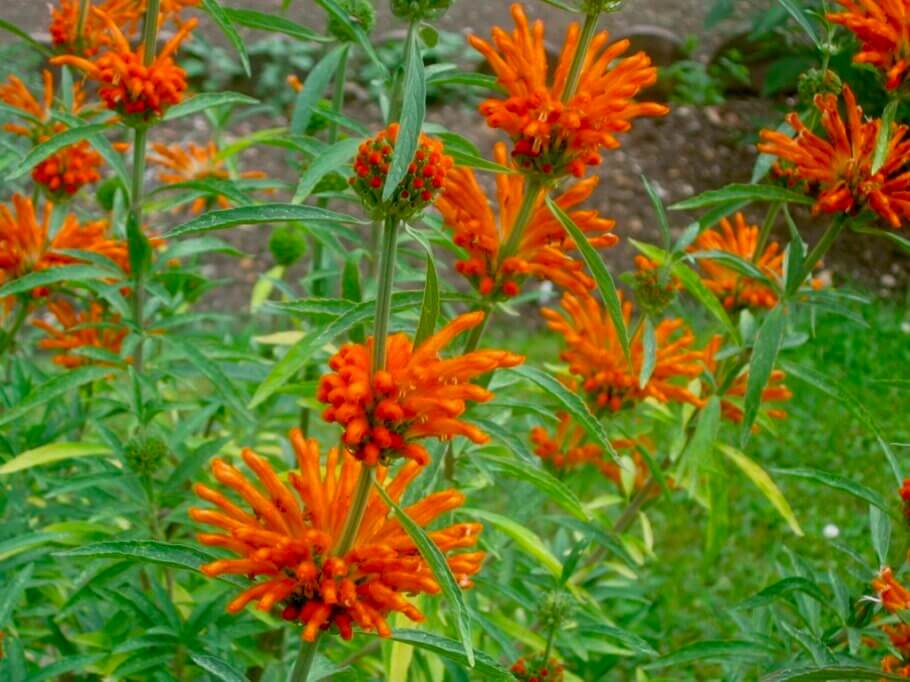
[
  {"x1": 873, "y1": 567, "x2": 910, "y2": 674},
  {"x1": 542, "y1": 292, "x2": 704, "y2": 412},
  {"x1": 0, "y1": 195, "x2": 122, "y2": 286},
  {"x1": 691, "y1": 213, "x2": 783, "y2": 311},
  {"x1": 32, "y1": 299, "x2": 127, "y2": 368},
  {"x1": 0, "y1": 72, "x2": 102, "y2": 197},
  {"x1": 900, "y1": 477, "x2": 910, "y2": 523},
  {"x1": 50, "y1": 0, "x2": 141, "y2": 55},
  {"x1": 52, "y1": 10, "x2": 196, "y2": 119},
  {"x1": 349, "y1": 123, "x2": 452, "y2": 221},
  {"x1": 318, "y1": 312, "x2": 524, "y2": 466},
  {"x1": 190, "y1": 430, "x2": 485, "y2": 641},
  {"x1": 758, "y1": 85, "x2": 910, "y2": 229},
  {"x1": 702, "y1": 335, "x2": 791, "y2": 425},
  {"x1": 437, "y1": 143, "x2": 617, "y2": 298},
  {"x1": 469, "y1": 3, "x2": 667, "y2": 178},
  {"x1": 149, "y1": 142, "x2": 265, "y2": 213},
  {"x1": 511, "y1": 656, "x2": 565, "y2": 682},
  {"x1": 828, "y1": 1, "x2": 910, "y2": 90}
]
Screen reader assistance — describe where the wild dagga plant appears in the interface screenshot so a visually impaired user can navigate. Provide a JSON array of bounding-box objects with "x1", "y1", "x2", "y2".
[{"x1": 0, "y1": 0, "x2": 907, "y2": 680}]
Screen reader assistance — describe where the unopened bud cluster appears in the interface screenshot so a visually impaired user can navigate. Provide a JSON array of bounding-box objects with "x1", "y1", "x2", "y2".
[{"x1": 390, "y1": 0, "x2": 455, "y2": 21}]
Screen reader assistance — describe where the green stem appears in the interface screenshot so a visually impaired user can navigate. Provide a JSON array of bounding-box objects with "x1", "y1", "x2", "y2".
[
  {"x1": 561, "y1": 12, "x2": 599, "y2": 103},
  {"x1": 498, "y1": 178, "x2": 542, "y2": 268},
  {"x1": 141, "y1": 0, "x2": 161, "y2": 65},
  {"x1": 290, "y1": 636, "x2": 321, "y2": 682},
  {"x1": 130, "y1": 126, "x2": 148, "y2": 375},
  {"x1": 803, "y1": 214, "x2": 847, "y2": 276},
  {"x1": 461, "y1": 306, "x2": 491, "y2": 354},
  {"x1": 542, "y1": 618, "x2": 557, "y2": 661},
  {"x1": 0, "y1": 296, "x2": 29, "y2": 357},
  {"x1": 76, "y1": 0, "x2": 91, "y2": 45},
  {"x1": 336, "y1": 466, "x2": 374, "y2": 555},
  {"x1": 372, "y1": 216, "x2": 400, "y2": 371},
  {"x1": 613, "y1": 477, "x2": 657, "y2": 534},
  {"x1": 753, "y1": 202, "x2": 780, "y2": 264}
]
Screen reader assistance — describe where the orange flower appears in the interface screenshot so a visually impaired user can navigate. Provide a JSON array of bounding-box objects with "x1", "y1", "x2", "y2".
[
  {"x1": 52, "y1": 10, "x2": 195, "y2": 119},
  {"x1": 901, "y1": 478, "x2": 910, "y2": 523},
  {"x1": 0, "y1": 71, "x2": 102, "y2": 197},
  {"x1": 875, "y1": 568, "x2": 910, "y2": 614},
  {"x1": 49, "y1": 0, "x2": 142, "y2": 55},
  {"x1": 530, "y1": 411, "x2": 643, "y2": 488},
  {"x1": 149, "y1": 142, "x2": 265, "y2": 213},
  {"x1": 469, "y1": 3, "x2": 667, "y2": 178},
  {"x1": 349, "y1": 123, "x2": 452, "y2": 220},
  {"x1": 437, "y1": 143, "x2": 617, "y2": 298},
  {"x1": 318, "y1": 312, "x2": 524, "y2": 466},
  {"x1": 690, "y1": 213, "x2": 783, "y2": 310},
  {"x1": 882, "y1": 654, "x2": 910, "y2": 677},
  {"x1": 703, "y1": 335, "x2": 792, "y2": 425},
  {"x1": 828, "y1": 1, "x2": 910, "y2": 89},
  {"x1": 511, "y1": 656, "x2": 565, "y2": 682},
  {"x1": 32, "y1": 299, "x2": 127, "y2": 368},
  {"x1": 874, "y1": 568, "x2": 910, "y2": 674},
  {"x1": 757, "y1": 85, "x2": 910, "y2": 229},
  {"x1": 190, "y1": 430, "x2": 485, "y2": 641},
  {"x1": 542, "y1": 292, "x2": 705, "y2": 412},
  {"x1": 0, "y1": 195, "x2": 120, "y2": 285}
]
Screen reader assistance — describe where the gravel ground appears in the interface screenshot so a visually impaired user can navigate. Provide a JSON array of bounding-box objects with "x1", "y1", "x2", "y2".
[{"x1": 2, "y1": 0, "x2": 905, "y2": 308}]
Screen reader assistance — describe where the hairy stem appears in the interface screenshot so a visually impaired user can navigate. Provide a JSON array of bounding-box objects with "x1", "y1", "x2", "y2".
[
  {"x1": 561, "y1": 11, "x2": 599, "y2": 103},
  {"x1": 498, "y1": 178, "x2": 542, "y2": 268},
  {"x1": 336, "y1": 466, "x2": 374, "y2": 555},
  {"x1": 141, "y1": 0, "x2": 160, "y2": 64},
  {"x1": 372, "y1": 216, "x2": 400, "y2": 371},
  {"x1": 130, "y1": 126, "x2": 148, "y2": 375}
]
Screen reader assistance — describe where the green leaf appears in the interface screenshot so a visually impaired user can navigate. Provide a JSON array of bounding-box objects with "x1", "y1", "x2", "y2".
[
  {"x1": 0, "y1": 563, "x2": 33, "y2": 627},
  {"x1": 382, "y1": 630, "x2": 512, "y2": 680},
  {"x1": 546, "y1": 195, "x2": 629, "y2": 359},
  {"x1": 537, "y1": 0, "x2": 582, "y2": 10},
  {"x1": 470, "y1": 418, "x2": 538, "y2": 466},
  {"x1": 872, "y1": 100, "x2": 899, "y2": 175},
  {"x1": 0, "y1": 365, "x2": 110, "y2": 427},
  {"x1": 292, "y1": 137, "x2": 361, "y2": 204},
  {"x1": 221, "y1": 7, "x2": 329, "y2": 42},
  {"x1": 0, "y1": 18, "x2": 53, "y2": 55},
  {"x1": 413, "y1": 253, "x2": 439, "y2": 346},
  {"x1": 0, "y1": 442, "x2": 111, "y2": 476},
  {"x1": 870, "y1": 505, "x2": 891, "y2": 566},
  {"x1": 0, "y1": 264, "x2": 121, "y2": 298},
  {"x1": 850, "y1": 223, "x2": 910, "y2": 255},
  {"x1": 509, "y1": 365, "x2": 618, "y2": 461},
  {"x1": 314, "y1": 0, "x2": 387, "y2": 77},
  {"x1": 188, "y1": 653, "x2": 246, "y2": 682},
  {"x1": 476, "y1": 451, "x2": 590, "y2": 522},
  {"x1": 632, "y1": 240, "x2": 740, "y2": 342},
  {"x1": 56, "y1": 540, "x2": 216, "y2": 572},
  {"x1": 167, "y1": 203, "x2": 363, "y2": 237},
  {"x1": 646, "y1": 640, "x2": 776, "y2": 668},
  {"x1": 761, "y1": 665, "x2": 910, "y2": 681},
  {"x1": 670, "y1": 184, "x2": 814, "y2": 211},
  {"x1": 6, "y1": 123, "x2": 109, "y2": 180},
  {"x1": 201, "y1": 0, "x2": 251, "y2": 77},
  {"x1": 467, "y1": 508, "x2": 562, "y2": 576},
  {"x1": 290, "y1": 45, "x2": 349, "y2": 136},
  {"x1": 718, "y1": 444, "x2": 802, "y2": 535},
  {"x1": 575, "y1": 624, "x2": 658, "y2": 657},
  {"x1": 690, "y1": 249, "x2": 774, "y2": 285},
  {"x1": 777, "y1": 0, "x2": 821, "y2": 47},
  {"x1": 771, "y1": 468, "x2": 889, "y2": 513},
  {"x1": 742, "y1": 304, "x2": 785, "y2": 442},
  {"x1": 642, "y1": 176, "x2": 671, "y2": 251},
  {"x1": 639, "y1": 316, "x2": 656, "y2": 388},
  {"x1": 374, "y1": 483, "x2": 474, "y2": 666},
  {"x1": 736, "y1": 576, "x2": 828, "y2": 610},
  {"x1": 163, "y1": 92, "x2": 259, "y2": 121},
  {"x1": 674, "y1": 201, "x2": 751, "y2": 253},
  {"x1": 445, "y1": 149, "x2": 515, "y2": 174},
  {"x1": 383, "y1": 27, "x2": 426, "y2": 201},
  {"x1": 149, "y1": 177, "x2": 253, "y2": 207}
]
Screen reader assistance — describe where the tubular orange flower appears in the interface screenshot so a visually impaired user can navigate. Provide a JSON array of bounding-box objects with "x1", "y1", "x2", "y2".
[
  {"x1": 901, "y1": 478, "x2": 910, "y2": 523},
  {"x1": 32, "y1": 299, "x2": 127, "y2": 368},
  {"x1": 703, "y1": 335, "x2": 791, "y2": 425},
  {"x1": 875, "y1": 567, "x2": 910, "y2": 614},
  {"x1": 873, "y1": 568, "x2": 910, "y2": 675},
  {"x1": 190, "y1": 430, "x2": 485, "y2": 642},
  {"x1": 49, "y1": 0, "x2": 143, "y2": 55},
  {"x1": 149, "y1": 142, "x2": 265, "y2": 213},
  {"x1": 437, "y1": 142, "x2": 617, "y2": 298},
  {"x1": 0, "y1": 71, "x2": 102, "y2": 197},
  {"x1": 542, "y1": 292, "x2": 705, "y2": 411},
  {"x1": 0, "y1": 195, "x2": 121, "y2": 285},
  {"x1": 349, "y1": 123, "x2": 453, "y2": 221},
  {"x1": 318, "y1": 312, "x2": 524, "y2": 466},
  {"x1": 757, "y1": 85, "x2": 910, "y2": 229},
  {"x1": 691, "y1": 213, "x2": 783, "y2": 310},
  {"x1": 511, "y1": 656, "x2": 565, "y2": 682},
  {"x1": 469, "y1": 3, "x2": 667, "y2": 178},
  {"x1": 51, "y1": 10, "x2": 196, "y2": 119},
  {"x1": 828, "y1": 1, "x2": 910, "y2": 89}
]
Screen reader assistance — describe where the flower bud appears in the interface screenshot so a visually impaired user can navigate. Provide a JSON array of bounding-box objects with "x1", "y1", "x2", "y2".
[
  {"x1": 390, "y1": 0, "x2": 454, "y2": 22},
  {"x1": 797, "y1": 68, "x2": 842, "y2": 106},
  {"x1": 124, "y1": 431, "x2": 169, "y2": 476},
  {"x1": 269, "y1": 226, "x2": 308, "y2": 266},
  {"x1": 328, "y1": 0, "x2": 376, "y2": 43}
]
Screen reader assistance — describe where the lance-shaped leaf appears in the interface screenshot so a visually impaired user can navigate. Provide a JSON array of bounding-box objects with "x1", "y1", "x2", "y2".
[
  {"x1": 201, "y1": 0, "x2": 250, "y2": 77},
  {"x1": 671, "y1": 184, "x2": 814, "y2": 211},
  {"x1": 168, "y1": 203, "x2": 364, "y2": 238},
  {"x1": 163, "y1": 92, "x2": 258, "y2": 121},
  {"x1": 383, "y1": 27, "x2": 426, "y2": 201}
]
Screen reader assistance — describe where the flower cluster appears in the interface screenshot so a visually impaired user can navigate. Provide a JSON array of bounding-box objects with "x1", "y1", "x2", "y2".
[
  {"x1": 902, "y1": 478, "x2": 910, "y2": 524},
  {"x1": 318, "y1": 313, "x2": 524, "y2": 465},
  {"x1": 542, "y1": 292, "x2": 705, "y2": 412},
  {"x1": 510, "y1": 656, "x2": 565, "y2": 682},
  {"x1": 32, "y1": 300, "x2": 126, "y2": 368},
  {"x1": 349, "y1": 123, "x2": 452, "y2": 220},
  {"x1": 691, "y1": 213, "x2": 783, "y2": 310},
  {"x1": 190, "y1": 431, "x2": 484, "y2": 641},
  {"x1": 828, "y1": 1, "x2": 910, "y2": 90},
  {"x1": 873, "y1": 566, "x2": 910, "y2": 676},
  {"x1": 758, "y1": 85, "x2": 910, "y2": 229},
  {"x1": 470, "y1": 3, "x2": 667, "y2": 178},
  {"x1": 437, "y1": 142, "x2": 617, "y2": 298},
  {"x1": 52, "y1": 11, "x2": 196, "y2": 120}
]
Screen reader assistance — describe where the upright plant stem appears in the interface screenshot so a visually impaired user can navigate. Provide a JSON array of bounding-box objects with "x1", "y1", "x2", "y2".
[
  {"x1": 542, "y1": 618, "x2": 557, "y2": 661},
  {"x1": 753, "y1": 202, "x2": 780, "y2": 263},
  {"x1": 290, "y1": 637, "x2": 321, "y2": 682},
  {"x1": 76, "y1": 0, "x2": 91, "y2": 45},
  {"x1": 130, "y1": 126, "x2": 148, "y2": 374},
  {"x1": 0, "y1": 295, "x2": 28, "y2": 357},
  {"x1": 497, "y1": 178, "x2": 542, "y2": 269},
  {"x1": 561, "y1": 11, "x2": 599, "y2": 103},
  {"x1": 372, "y1": 216, "x2": 400, "y2": 371},
  {"x1": 803, "y1": 214, "x2": 847, "y2": 276},
  {"x1": 336, "y1": 466, "x2": 375, "y2": 555}
]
